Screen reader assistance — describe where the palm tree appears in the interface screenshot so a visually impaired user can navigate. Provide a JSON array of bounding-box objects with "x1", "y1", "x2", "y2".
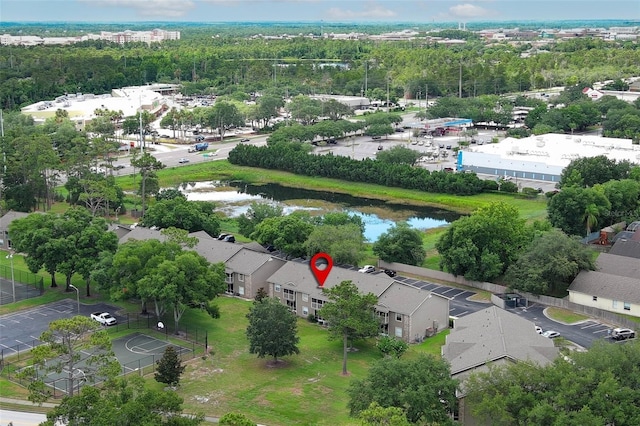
[{"x1": 583, "y1": 203, "x2": 599, "y2": 236}]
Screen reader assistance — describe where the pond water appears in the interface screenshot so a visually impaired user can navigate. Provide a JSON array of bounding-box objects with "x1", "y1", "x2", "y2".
[{"x1": 177, "y1": 181, "x2": 461, "y2": 241}]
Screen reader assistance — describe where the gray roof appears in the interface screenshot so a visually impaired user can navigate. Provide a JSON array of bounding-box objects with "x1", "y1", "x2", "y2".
[
  {"x1": 267, "y1": 261, "x2": 394, "y2": 300},
  {"x1": 192, "y1": 236, "x2": 243, "y2": 264},
  {"x1": 118, "y1": 227, "x2": 166, "y2": 244},
  {"x1": 569, "y1": 270, "x2": 640, "y2": 304},
  {"x1": 225, "y1": 249, "x2": 283, "y2": 275},
  {"x1": 443, "y1": 306, "x2": 558, "y2": 376},
  {"x1": 595, "y1": 252, "x2": 640, "y2": 278},
  {"x1": 609, "y1": 239, "x2": 640, "y2": 259},
  {"x1": 0, "y1": 211, "x2": 32, "y2": 229},
  {"x1": 377, "y1": 281, "x2": 444, "y2": 315}
]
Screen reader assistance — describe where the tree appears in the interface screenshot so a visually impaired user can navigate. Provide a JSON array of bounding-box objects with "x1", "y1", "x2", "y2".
[
  {"x1": 505, "y1": 229, "x2": 596, "y2": 295},
  {"x1": 251, "y1": 214, "x2": 314, "y2": 259},
  {"x1": 547, "y1": 186, "x2": 611, "y2": 236},
  {"x1": 464, "y1": 341, "x2": 640, "y2": 426},
  {"x1": 204, "y1": 101, "x2": 245, "y2": 139},
  {"x1": 348, "y1": 355, "x2": 458, "y2": 424},
  {"x1": 304, "y1": 224, "x2": 366, "y2": 266},
  {"x1": 286, "y1": 95, "x2": 322, "y2": 125},
  {"x1": 245, "y1": 297, "x2": 300, "y2": 363},
  {"x1": 358, "y1": 402, "x2": 411, "y2": 426},
  {"x1": 318, "y1": 280, "x2": 379, "y2": 375},
  {"x1": 155, "y1": 346, "x2": 186, "y2": 387},
  {"x1": 41, "y1": 376, "x2": 204, "y2": 426},
  {"x1": 219, "y1": 412, "x2": 256, "y2": 426},
  {"x1": 237, "y1": 202, "x2": 283, "y2": 238},
  {"x1": 20, "y1": 316, "x2": 120, "y2": 402},
  {"x1": 373, "y1": 223, "x2": 425, "y2": 266},
  {"x1": 376, "y1": 336, "x2": 408, "y2": 359},
  {"x1": 559, "y1": 156, "x2": 632, "y2": 188},
  {"x1": 375, "y1": 146, "x2": 422, "y2": 167},
  {"x1": 436, "y1": 202, "x2": 532, "y2": 281},
  {"x1": 142, "y1": 197, "x2": 220, "y2": 237},
  {"x1": 130, "y1": 151, "x2": 165, "y2": 217}
]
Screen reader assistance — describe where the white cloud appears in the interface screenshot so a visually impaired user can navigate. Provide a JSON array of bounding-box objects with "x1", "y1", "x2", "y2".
[
  {"x1": 81, "y1": 0, "x2": 195, "y2": 18},
  {"x1": 449, "y1": 3, "x2": 490, "y2": 18},
  {"x1": 326, "y1": 5, "x2": 397, "y2": 20}
]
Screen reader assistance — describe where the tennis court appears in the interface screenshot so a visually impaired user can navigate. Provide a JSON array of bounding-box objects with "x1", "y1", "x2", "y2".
[{"x1": 31, "y1": 333, "x2": 193, "y2": 396}]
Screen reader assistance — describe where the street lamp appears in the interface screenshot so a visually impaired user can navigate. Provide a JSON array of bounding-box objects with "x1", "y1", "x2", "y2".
[
  {"x1": 69, "y1": 284, "x2": 79, "y2": 314},
  {"x1": 5, "y1": 253, "x2": 15, "y2": 304}
]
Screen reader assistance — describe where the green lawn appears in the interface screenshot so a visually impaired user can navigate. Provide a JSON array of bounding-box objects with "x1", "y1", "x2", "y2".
[{"x1": 173, "y1": 297, "x2": 446, "y2": 425}]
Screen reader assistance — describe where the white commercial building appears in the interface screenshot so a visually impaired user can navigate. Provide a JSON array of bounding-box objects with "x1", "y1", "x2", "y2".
[
  {"x1": 21, "y1": 85, "x2": 175, "y2": 131},
  {"x1": 458, "y1": 133, "x2": 640, "y2": 182}
]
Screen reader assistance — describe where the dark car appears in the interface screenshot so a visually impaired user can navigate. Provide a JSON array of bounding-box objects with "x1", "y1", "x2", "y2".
[
  {"x1": 240, "y1": 138, "x2": 250, "y2": 142},
  {"x1": 377, "y1": 145, "x2": 383, "y2": 151},
  {"x1": 195, "y1": 135, "x2": 205, "y2": 142},
  {"x1": 217, "y1": 233, "x2": 228, "y2": 240},
  {"x1": 395, "y1": 128, "x2": 405, "y2": 133},
  {"x1": 371, "y1": 135, "x2": 382, "y2": 140},
  {"x1": 383, "y1": 269, "x2": 397, "y2": 277},
  {"x1": 223, "y1": 235, "x2": 236, "y2": 243}
]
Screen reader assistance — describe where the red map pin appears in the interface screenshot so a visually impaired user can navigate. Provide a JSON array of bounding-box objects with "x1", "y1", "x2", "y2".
[{"x1": 310, "y1": 252, "x2": 333, "y2": 288}]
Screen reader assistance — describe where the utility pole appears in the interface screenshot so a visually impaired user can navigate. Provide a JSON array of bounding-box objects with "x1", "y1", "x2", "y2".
[
  {"x1": 139, "y1": 92, "x2": 144, "y2": 154},
  {"x1": 425, "y1": 84, "x2": 429, "y2": 110},
  {"x1": 459, "y1": 62, "x2": 463, "y2": 98}
]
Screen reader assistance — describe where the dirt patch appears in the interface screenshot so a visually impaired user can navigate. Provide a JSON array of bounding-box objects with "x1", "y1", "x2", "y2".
[
  {"x1": 264, "y1": 359, "x2": 289, "y2": 369},
  {"x1": 254, "y1": 394, "x2": 272, "y2": 407}
]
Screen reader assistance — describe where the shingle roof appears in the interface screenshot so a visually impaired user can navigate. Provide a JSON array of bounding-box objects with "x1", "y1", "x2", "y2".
[
  {"x1": 595, "y1": 253, "x2": 640, "y2": 278},
  {"x1": 225, "y1": 249, "x2": 282, "y2": 275},
  {"x1": 377, "y1": 281, "x2": 444, "y2": 315},
  {"x1": 0, "y1": 211, "x2": 32, "y2": 230},
  {"x1": 609, "y1": 239, "x2": 640, "y2": 259},
  {"x1": 442, "y1": 306, "x2": 558, "y2": 376},
  {"x1": 267, "y1": 261, "x2": 394, "y2": 300},
  {"x1": 193, "y1": 237, "x2": 243, "y2": 264},
  {"x1": 569, "y1": 270, "x2": 640, "y2": 304},
  {"x1": 118, "y1": 227, "x2": 166, "y2": 244}
]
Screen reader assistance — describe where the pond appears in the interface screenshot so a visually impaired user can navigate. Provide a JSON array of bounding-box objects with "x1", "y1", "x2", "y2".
[{"x1": 177, "y1": 181, "x2": 461, "y2": 241}]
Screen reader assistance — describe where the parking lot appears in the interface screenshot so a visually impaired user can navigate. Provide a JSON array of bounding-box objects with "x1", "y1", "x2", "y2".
[{"x1": 0, "y1": 299, "x2": 123, "y2": 359}]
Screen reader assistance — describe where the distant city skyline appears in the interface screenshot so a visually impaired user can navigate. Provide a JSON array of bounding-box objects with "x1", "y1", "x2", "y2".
[{"x1": 2, "y1": 0, "x2": 639, "y2": 24}]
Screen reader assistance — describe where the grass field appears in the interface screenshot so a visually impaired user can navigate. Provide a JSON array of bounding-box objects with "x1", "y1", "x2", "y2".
[{"x1": 172, "y1": 297, "x2": 448, "y2": 425}]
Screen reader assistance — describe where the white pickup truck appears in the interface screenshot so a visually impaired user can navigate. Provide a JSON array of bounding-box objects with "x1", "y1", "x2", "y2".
[{"x1": 91, "y1": 312, "x2": 117, "y2": 326}]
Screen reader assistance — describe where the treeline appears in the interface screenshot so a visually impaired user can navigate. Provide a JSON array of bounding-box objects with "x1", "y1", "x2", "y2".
[
  {"x1": 228, "y1": 143, "x2": 486, "y2": 195},
  {"x1": 2, "y1": 33, "x2": 640, "y2": 110}
]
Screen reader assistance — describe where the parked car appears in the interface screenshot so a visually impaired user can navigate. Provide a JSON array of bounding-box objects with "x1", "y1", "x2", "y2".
[
  {"x1": 217, "y1": 233, "x2": 229, "y2": 240},
  {"x1": 371, "y1": 135, "x2": 382, "y2": 140},
  {"x1": 535, "y1": 325, "x2": 543, "y2": 334},
  {"x1": 542, "y1": 330, "x2": 560, "y2": 338},
  {"x1": 383, "y1": 269, "x2": 397, "y2": 277},
  {"x1": 114, "y1": 164, "x2": 126, "y2": 170},
  {"x1": 240, "y1": 138, "x2": 250, "y2": 142},
  {"x1": 195, "y1": 135, "x2": 205, "y2": 142},
  {"x1": 358, "y1": 265, "x2": 376, "y2": 274},
  {"x1": 91, "y1": 312, "x2": 117, "y2": 326},
  {"x1": 611, "y1": 328, "x2": 635, "y2": 341},
  {"x1": 223, "y1": 235, "x2": 236, "y2": 243},
  {"x1": 178, "y1": 158, "x2": 190, "y2": 164},
  {"x1": 377, "y1": 145, "x2": 383, "y2": 151}
]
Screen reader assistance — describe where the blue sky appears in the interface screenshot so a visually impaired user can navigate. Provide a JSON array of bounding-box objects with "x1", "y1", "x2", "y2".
[{"x1": 1, "y1": 0, "x2": 639, "y2": 23}]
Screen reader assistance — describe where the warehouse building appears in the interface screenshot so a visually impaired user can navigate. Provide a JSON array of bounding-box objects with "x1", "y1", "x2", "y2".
[{"x1": 457, "y1": 133, "x2": 640, "y2": 182}]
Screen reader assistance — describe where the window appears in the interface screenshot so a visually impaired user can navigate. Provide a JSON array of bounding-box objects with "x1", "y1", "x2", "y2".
[
  {"x1": 275, "y1": 284, "x2": 281, "y2": 292},
  {"x1": 613, "y1": 300, "x2": 618, "y2": 309},
  {"x1": 286, "y1": 299, "x2": 296, "y2": 312},
  {"x1": 395, "y1": 327, "x2": 403, "y2": 338},
  {"x1": 311, "y1": 298, "x2": 324, "y2": 309},
  {"x1": 226, "y1": 282, "x2": 233, "y2": 294},
  {"x1": 225, "y1": 273, "x2": 233, "y2": 284},
  {"x1": 284, "y1": 288, "x2": 295, "y2": 301},
  {"x1": 624, "y1": 302, "x2": 631, "y2": 311},
  {"x1": 302, "y1": 293, "x2": 308, "y2": 302},
  {"x1": 238, "y1": 273, "x2": 245, "y2": 282},
  {"x1": 377, "y1": 311, "x2": 389, "y2": 323},
  {"x1": 302, "y1": 307, "x2": 308, "y2": 316},
  {"x1": 238, "y1": 286, "x2": 245, "y2": 296},
  {"x1": 396, "y1": 313, "x2": 402, "y2": 322},
  {"x1": 593, "y1": 296, "x2": 598, "y2": 302}
]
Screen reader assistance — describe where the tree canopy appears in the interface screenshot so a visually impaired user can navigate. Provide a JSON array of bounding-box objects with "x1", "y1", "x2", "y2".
[
  {"x1": 141, "y1": 197, "x2": 220, "y2": 237},
  {"x1": 505, "y1": 229, "x2": 596, "y2": 295},
  {"x1": 318, "y1": 280, "x2": 379, "y2": 375},
  {"x1": 372, "y1": 223, "x2": 426, "y2": 266},
  {"x1": 245, "y1": 297, "x2": 300, "y2": 363},
  {"x1": 464, "y1": 341, "x2": 640, "y2": 426},
  {"x1": 547, "y1": 186, "x2": 611, "y2": 236},
  {"x1": 436, "y1": 202, "x2": 532, "y2": 281},
  {"x1": 348, "y1": 354, "x2": 458, "y2": 425}
]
